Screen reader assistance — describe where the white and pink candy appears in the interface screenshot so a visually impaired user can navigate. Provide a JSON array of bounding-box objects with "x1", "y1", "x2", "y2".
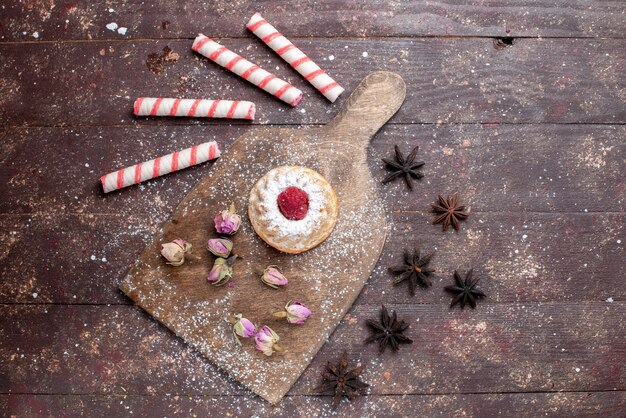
[
  {"x1": 100, "y1": 141, "x2": 220, "y2": 193},
  {"x1": 246, "y1": 12, "x2": 344, "y2": 103},
  {"x1": 192, "y1": 34, "x2": 303, "y2": 107},
  {"x1": 134, "y1": 98, "x2": 255, "y2": 119}
]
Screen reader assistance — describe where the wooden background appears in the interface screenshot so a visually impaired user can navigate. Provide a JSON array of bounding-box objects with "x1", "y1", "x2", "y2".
[{"x1": 1, "y1": 1, "x2": 624, "y2": 416}]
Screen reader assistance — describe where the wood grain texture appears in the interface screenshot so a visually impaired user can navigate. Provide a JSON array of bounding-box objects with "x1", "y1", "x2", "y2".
[
  {"x1": 1, "y1": 212, "x2": 623, "y2": 305},
  {"x1": 2, "y1": 38, "x2": 625, "y2": 127},
  {"x1": 1, "y1": 124, "x2": 623, "y2": 215},
  {"x1": 2, "y1": 2, "x2": 625, "y2": 415},
  {"x1": 120, "y1": 72, "x2": 405, "y2": 404},
  {"x1": 3, "y1": 392, "x2": 626, "y2": 418},
  {"x1": 2, "y1": 304, "x2": 624, "y2": 396},
  {"x1": 2, "y1": 1, "x2": 625, "y2": 41}
]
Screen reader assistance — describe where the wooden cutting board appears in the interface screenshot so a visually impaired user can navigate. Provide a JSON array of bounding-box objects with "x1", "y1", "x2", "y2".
[{"x1": 120, "y1": 71, "x2": 406, "y2": 404}]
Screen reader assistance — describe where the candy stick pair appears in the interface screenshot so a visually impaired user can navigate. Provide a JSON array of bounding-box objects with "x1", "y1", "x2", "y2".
[
  {"x1": 134, "y1": 98, "x2": 255, "y2": 120},
  {"x1": 246, "y1": 13, "x2": 344, "y2": 103},
  {"x1": 101, "y1": 141, "x2": 220, "y2": 193},
  {"x1": 193, "y1": 34, "x2": 303, "y2": 107}
]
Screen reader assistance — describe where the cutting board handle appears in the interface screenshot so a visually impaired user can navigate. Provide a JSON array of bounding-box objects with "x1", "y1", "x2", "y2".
[{"x1": 325, "y1": 71, "x2": 406, "y2": 142}]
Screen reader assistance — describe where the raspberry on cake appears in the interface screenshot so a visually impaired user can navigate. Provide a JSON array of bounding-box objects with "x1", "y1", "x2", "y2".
[
  {"x1": 248, "y1": 166, "x2": 339, "y2": 254},
  {"x1": 277, "y1": 186, "x2": 309, "y2": 220}
]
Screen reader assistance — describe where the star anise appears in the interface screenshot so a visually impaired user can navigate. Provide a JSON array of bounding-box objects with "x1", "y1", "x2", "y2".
[
  {"x1": 365, "y1": 305, "x2": 413, "y2": 354},
  {"x1": 431, "y1": 193, "x2": 469, "y2": 231},
  {"x1": 316, "y1": 352, "x2": 369, "y2": 408},
  {"x1": 382, "y1": 145, "x2": 425, "y2": 189},
  {"x1": 388, "y1": 247, "x2": 435, "y2": 296},
  {"x1": 444, "y1": 269, "x2": 486, "y2": 309}
]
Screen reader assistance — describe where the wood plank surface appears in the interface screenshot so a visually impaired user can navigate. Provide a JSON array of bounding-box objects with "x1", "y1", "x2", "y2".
[
  {"x1": 2, "y1": 304, "x2": 624, "y2": 396},
  {"x1": 2, "y1": 38, "x2": 625, "y2": 127},
  {"x1": 2, "y1": 1, "x2": 625, "y2": 414},
  {"x1": 1, "y1": 124, "x2": 623, "y2": 215},
  {"x1": 2, "y1": 1, "x2": 625, "y2": 41},
  {"x1": 1, "y1": 212, "x2": 622, "y2": 305},
  {"x1": 3, "y1": 392, "x2": 626, "y2": 418}
]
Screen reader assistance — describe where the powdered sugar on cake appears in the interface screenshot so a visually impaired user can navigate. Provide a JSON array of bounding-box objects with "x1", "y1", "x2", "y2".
[
  {"x1": 248, "y1": 165, "x2": 339, "y2": 254},
  {"x1": 256, "y1": 168, "x2": 325, "y2": 245}
]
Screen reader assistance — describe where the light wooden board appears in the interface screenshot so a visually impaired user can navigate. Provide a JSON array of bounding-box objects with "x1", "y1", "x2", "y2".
[{"x1": 119, "y1": 71, "x2": 406, "y2": 404}]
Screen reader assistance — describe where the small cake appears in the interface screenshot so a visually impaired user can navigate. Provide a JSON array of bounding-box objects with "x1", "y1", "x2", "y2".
[{"x1": 248, "y1": 166, "x2": 339, "y2": 254}]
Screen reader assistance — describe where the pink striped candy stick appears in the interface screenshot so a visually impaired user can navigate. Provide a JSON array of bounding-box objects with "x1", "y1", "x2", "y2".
[
  {"x1": 134, "y1": 98, "x2": 256, "y2": 120},
  {"x1": 246, "y1": 13, "x2": 344, "y2": 103},
  {"x1": 100, "y1": 141, "x2": 220, "y2": 193},
  {"x1": 192, "y1": 34, "x2": 303, "y2": 107}
]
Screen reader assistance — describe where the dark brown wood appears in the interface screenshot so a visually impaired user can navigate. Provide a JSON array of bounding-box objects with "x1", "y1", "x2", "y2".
[
  {"x1": 2, "y1": 304, "x2": 624, "y2": 395},
  {"x1": 1, "y1": 212, "x2": 623, "y2": 305},
  {"x1": 2, "y1": 2, "x2": 625, "y2": 415},
  {"x1": 2, "y1": 1, "x2": 625, "y2": 41},
  {"x1": 1, "y1": 124, "x2": 623, "y2": 215},
  {"x1": 361, "y1": 211, "x2": 625, "y2": 305},
  {"x1": 120, "y1": 72, "x2": 405, "y2": 404},
  {"x1": 0, "y1": 214, "x2": 153, "y2": 305},
  {"x1": 3, "y1": 392, "x2": 626, "y2": 417},
  {"x1": 1, "y1": 38, "x2": 625, "y2": 127},
  {"x1": 0, "y1": 305, "x2": 242, "y2": 396}
]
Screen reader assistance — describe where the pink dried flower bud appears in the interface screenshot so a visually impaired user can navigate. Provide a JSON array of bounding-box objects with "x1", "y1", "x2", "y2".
[
  {"x1": 286, "y1": 301, "x2": 312, "y2": 324},
  {"x1": 254, "y1": 325, "x2": 282, "y2": 356},
  {"x1": 232, "y1": 313, "x2": 256, "y2": 345},
  {"x1": 207, "y1": 238, "x2": 233, "y2": 258},
  {"x1": 261, "y1": 266, "x2": 289, "y2": 288},
  {"x1": 274, "y1": 301, "x2": 312, "y2": 324},
  {"x1": 207, "y1": 255, "x2": 237, "y2": 286},
  {"x1": 214, "y1": 203, "x2": 241, "y2": 235},
  {"x1": 160, "y1": 239, "x2": 193, "y2": 266}
]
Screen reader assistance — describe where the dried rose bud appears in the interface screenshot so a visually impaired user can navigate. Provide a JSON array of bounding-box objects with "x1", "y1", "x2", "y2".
[
  {"x1": 261, "y1": 266, "x2": 289, "y2": 288},
  {"x1": 207, "y1": 238, "x2": 233, "y2": 258},
  {"x1": 254, "y1": 325, "x2": 282, "y2": 356},
  {"x1": 207, "y1": 255, "x2": 237, "y2": 286},
  {"x1": 161, "y1": 239, "x2": 193, "y2": 266},
  {"x1": 274, "y1": 300, "x2": 312, "y2": 324},
  {"x1": 214, "y1": 203, "x2": 241, "y2": 235},
  {"x1": 232, "y1": 313, "x2": 256, "y2": 345}
]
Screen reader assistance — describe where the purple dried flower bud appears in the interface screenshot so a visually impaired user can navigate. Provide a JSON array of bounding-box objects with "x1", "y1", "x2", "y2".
[
  {"x1": 232, "y1": 313, "x2": 256, "y2": 345},
  {"x1": 207, "y1": 255, "x2": 237, "y2": 286},
  {"x1": 284, "y1": 301, "x2": 312, "y2": 324},
  {"x1": 207, "y1": 238, "x2": 233, "y2": 258},
  {"x1": 254, "y1": 325, "x2": 282, "y2": 356},
  {"x1": 261, "y1": 266, "x2": 289, "y2": 288},
  {"x1": 214, "y1": 203, "x2": 241, "y2": 235}
]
